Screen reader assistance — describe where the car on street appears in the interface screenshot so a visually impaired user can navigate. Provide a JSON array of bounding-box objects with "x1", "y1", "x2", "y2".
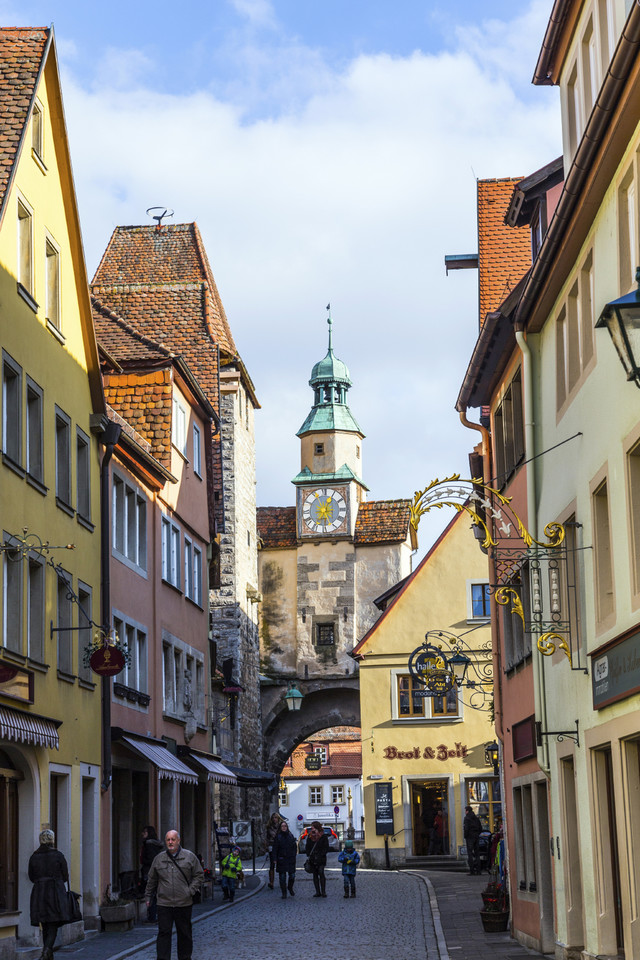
[{"x1": 298, "y1": 826, "x2": 339, "y2": 852}]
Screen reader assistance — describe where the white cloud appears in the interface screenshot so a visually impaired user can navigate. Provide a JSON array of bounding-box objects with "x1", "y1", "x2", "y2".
[
  {"x1": 229, "y1": 0, "x2": 277, "y2": 30},
  {"x1": 59, "y1": 1, "x2": 560, "y2": 554}
]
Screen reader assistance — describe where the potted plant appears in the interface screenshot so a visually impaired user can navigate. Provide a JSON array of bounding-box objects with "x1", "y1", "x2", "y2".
[
  {"x1": 99, "y1": 888, "x2": 136, "y2": 931},
  {"x1": 479, "y1": 879, "x2": 509, "y2": 932}
]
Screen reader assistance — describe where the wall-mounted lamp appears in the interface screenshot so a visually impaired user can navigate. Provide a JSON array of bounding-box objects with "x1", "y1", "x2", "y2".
[
  {"x1": 484, "y1": 740, "x2": 500, "y2": 776},
  {"x1": 596, "y1": 267, "x2": 640, "y2": 387}
]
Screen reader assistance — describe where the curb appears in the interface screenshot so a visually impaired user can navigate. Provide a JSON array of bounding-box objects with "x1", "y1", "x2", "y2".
[
  {"x1": 405, "y1": 871, "x2": 449, "y2": 960},
  {"x1": 84, "y1": 879, "x2": 266, "y2": 960}
]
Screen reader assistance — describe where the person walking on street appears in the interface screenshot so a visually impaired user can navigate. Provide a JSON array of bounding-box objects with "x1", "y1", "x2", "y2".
[
  {"x1": 145, "y1": 830, "x2": 204, "y2": 960},
  {"x1": 305, "y1": 821, "x2": 329, "y2": 898},
  {"x1": 272, "y1": 821, "x2": 297, "y2": 899},
  {"x1": 265, "y1": 811, "x2": 286, "y2": 890},
  {"x1": 220, "y1": 846, "x2": 243, "y2": 903},
  {"x1": 338, "y1": 839, "x2": 360, "y2": 898},
  {"x1": 29, "y1": 829, "x2": 70, "y2": 960},
  {"x1": 140, "y1": 826, "x2": 164, "y2": 922},
  {"x1": 463, "y1": 805, "x2": 483, "y2": 875}
]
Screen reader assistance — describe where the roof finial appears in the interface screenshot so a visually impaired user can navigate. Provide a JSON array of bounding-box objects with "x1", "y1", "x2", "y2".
[{"x1": 326, "y1": 302, "x2": 332, "y2": 352}]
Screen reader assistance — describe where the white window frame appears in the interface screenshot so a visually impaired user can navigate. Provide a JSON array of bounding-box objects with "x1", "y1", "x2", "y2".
[
  {"x1": 172, "y1": 397, "x2": 187, "y2": 456},
  {"x1": 193, "y1": 546, "x2": 202, "y2": 606},
  {"x1": 17, "y1": 196, "x2": 34, "y2": 298},
  {"x1": 112, "y1": 470, "x2": 147, "y2": 574},
  {"x1": 309, "y1": 786, "x2": 323, "y2": 806},
  {"x1": 184, "y1": 537, "x2": 193, "y2": 600},
  {"x1": 314, "y1": 746, "x2": 328, "y2": 765},
  {"x1": 161, "y1": 516, "x2": 181, "y2": 589},
  {"x1": 390, "y1": 668, "x2": 462, "y2": 723},
  {"x1": 193, "y1": 423, "x2": 202, "y2": 476},
  {"x1": 331, "y1": 785, "x2": 344, "y2": 805},
  {"x1": 467, "y1": 580, "x2": 491, "y2": 621}
]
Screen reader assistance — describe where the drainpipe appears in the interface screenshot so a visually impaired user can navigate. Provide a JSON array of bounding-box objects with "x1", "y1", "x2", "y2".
[
  {"x1": 100, "y1": 421, "x2": 122, "y2": 793},
  {"x1": 458, "y1": 410, "x2": 506, "y2": 745},
  {"x1": 515, "y1": 328, "x2": 550, "y2": 777}
]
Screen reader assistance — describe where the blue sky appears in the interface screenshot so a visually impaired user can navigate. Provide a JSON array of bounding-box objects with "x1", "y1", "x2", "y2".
[{"x1": 4, "y1": 0, "x2": 561, "y2": 554}]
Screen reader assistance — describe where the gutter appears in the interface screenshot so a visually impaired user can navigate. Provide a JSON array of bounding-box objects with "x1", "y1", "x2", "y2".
[
  {"x1": 100, "y1": 420, "x2": 122, "y2": 792},
  {"x1": 533, "y1": 0, "x2": 572, "y2": 85},
  {"x1": 516, "y1": 1, "x2": 640, "y2": 330},
  {"x1": 514, "y1": 329, "x2": 550, "y2": 778}
]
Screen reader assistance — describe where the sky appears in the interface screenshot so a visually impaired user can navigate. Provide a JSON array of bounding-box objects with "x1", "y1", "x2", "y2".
[{"x1": 5, "y1": 0, "x2": 562, "y2": 553}]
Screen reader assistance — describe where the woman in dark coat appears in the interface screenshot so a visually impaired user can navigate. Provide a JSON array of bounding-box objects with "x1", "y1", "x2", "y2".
[
  {"x1": 28, "y1": 829, "x2": 69, "y2": 960},
  {"x1": 305, "y1": 821, "x2": 329, "y2": 898},
  {"x1": 272, "y1": 821, "x2": 297, "y2": 899}
]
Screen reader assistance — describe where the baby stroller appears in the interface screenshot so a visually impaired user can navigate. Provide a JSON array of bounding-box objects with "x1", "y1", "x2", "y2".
[{"x1": 478, "y1": 831, "x2": 493, "y2": 874}]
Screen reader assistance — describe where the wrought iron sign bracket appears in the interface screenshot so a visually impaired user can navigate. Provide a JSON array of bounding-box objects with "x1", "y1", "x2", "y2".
[{"x1": 535, "y1": 719, "x2": 579, "y2": 747}]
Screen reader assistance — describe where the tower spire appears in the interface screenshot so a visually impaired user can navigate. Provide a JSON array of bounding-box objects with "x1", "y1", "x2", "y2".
[{"x1": 326, "y1": 303, "x2": 333, "y2": 353}]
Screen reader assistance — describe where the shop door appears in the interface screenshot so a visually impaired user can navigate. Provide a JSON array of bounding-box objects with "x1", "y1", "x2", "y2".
[
  {"x1": 411, "y1": 781, "x2": 449, "y2": 856},
  {"x1": 0, "y1": 768, "x2": 19, "y2": 912}
]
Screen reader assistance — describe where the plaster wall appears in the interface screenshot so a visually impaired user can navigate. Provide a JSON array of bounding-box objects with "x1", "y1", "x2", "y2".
[{"x1": 299, "y1": 430, "x2": 363, "y2": 480}]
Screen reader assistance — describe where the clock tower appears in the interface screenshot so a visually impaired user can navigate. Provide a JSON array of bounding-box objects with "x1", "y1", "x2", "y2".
[{"x1": 293, "y1": 317, "x2": 366, "y2": 539}]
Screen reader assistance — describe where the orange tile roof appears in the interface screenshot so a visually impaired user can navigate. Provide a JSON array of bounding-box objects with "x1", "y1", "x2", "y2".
[
  {"x1": 257, "y1": 507, "x2": 297, "y2": 548},
  {"x1": 285, "y1": 739, "x2": 362, "y2": 778},
  {"x1": 92, "y1": 223, "x2": 237, "y2": 357},
  {"x1": 0, "y1": 28, "x2": 49, "y2": 220},
  {"x1": 93, "y1": 295, "x2": 174, "y2": 364},
  {"x1": 354, "y1": 499, "x2": 411, "y2": 544},
  {"x1": 103, "y1": 369, "x2": 173, "y2": 469},
  {"x1": 478, "y1": 178, "x2": 531, "y2": 324}
]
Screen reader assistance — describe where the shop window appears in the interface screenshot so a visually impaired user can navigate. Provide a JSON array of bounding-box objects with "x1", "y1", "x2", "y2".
[
  {"x1": 309, "y1": 786, "x2": 323, "y2": 805},
  {"x1": 467, "y1": 779, "x2": 502, "y2": 833}
]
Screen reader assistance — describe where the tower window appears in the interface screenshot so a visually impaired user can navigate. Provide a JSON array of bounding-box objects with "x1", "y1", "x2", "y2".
[
  {"x1": 314, "y1": 443, "x2": 324, "y2": 456},
  {"x1": 315, "y1": 623, "x2": 335, "y2": 646}
]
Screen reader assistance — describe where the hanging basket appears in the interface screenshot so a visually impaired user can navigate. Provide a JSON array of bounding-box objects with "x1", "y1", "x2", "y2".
[{"x1": 480, "y1": 908, "x2": 509, "y2": 932}]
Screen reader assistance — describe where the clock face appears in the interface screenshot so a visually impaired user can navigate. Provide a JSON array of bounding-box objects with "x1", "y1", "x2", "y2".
[{"x1": 302, "y1": 488, "x2": 347, "y2": 534}]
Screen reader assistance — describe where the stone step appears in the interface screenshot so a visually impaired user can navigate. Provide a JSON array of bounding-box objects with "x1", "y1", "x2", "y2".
[{"x1": 400, "y1": 856, "x2": 469, "y2": 872}]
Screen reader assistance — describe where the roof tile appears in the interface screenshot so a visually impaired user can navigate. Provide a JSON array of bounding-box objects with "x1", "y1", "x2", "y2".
[{"x1": 478, "y1": 178, "x2": 532, "y2": 324}]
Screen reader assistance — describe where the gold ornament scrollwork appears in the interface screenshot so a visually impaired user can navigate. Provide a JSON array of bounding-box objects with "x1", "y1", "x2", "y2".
[
  {"x1": 537, "y1": 632, "x2": 572, "y2": 665},
  {"x1": 494, "y1": 587, "x2": 525, "y2": 625}
]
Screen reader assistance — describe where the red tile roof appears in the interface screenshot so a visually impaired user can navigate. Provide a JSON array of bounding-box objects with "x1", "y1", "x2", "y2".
[
  {"x1": 354, "y1": 499, "x2": 411, "y2": 544},
  {"x1": 92, "y1": 223, "x2": 237, "y2": 357},
  {"x1": 257, "y1": 507, "x2": 297, "y2": 548},
  {"x1": 103, "y1": 369, "x2": 173, "y2": 469},
  {"x1": 0, "y1": 28, "x2": 49, "y2": 221},
  {"x1": 285, "y1": 739, "x2": 362, "y2": 778},
  {"x1": 93, "y1": 295, "x2": 174, "y2": 365},
  {"x1": 478, "y1": 178, "x2": 531, "y2": 324}
]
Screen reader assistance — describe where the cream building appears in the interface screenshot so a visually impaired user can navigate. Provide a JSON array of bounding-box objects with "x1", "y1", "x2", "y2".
[{"x1": 352, "y1": 512, "x2": 495, "y2": 868}]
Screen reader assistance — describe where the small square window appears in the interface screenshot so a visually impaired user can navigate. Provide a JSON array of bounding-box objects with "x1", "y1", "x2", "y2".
[
  {"x1": 470, "y1": 582, "x2": 491, "y2": 619},
  {"x1": 315, "y1": 623, "x2": 335, "y2": 646},
  {"x1": 314, "y1": 443, "x2": 324, "y2": 455}
]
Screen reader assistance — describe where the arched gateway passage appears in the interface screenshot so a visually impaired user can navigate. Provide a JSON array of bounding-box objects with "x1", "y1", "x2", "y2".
[{"x1": 261, "y1": 677, "x2": 360, "y2": 772}]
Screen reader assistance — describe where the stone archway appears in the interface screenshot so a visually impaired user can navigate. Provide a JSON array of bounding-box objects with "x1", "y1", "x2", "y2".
[{"x1": 262, "y1": 678, "x2": 360, "y2": 773}]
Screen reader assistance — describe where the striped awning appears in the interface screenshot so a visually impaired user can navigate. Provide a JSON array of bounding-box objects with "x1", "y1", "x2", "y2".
[
  {"x1": 121, "y1": 735, "x2": 198, "y2": 785},
  {"x1": 186, "y1": 752, "x2": 237, "y2": 785},
  {"x1": 0, "y1": 706, "x2": 60, "y2": 749}
]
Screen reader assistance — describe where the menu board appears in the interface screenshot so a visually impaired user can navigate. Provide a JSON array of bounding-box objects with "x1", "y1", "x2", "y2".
[{"x1": 374, "y1": 782, "x2": 394, "y2": 835}]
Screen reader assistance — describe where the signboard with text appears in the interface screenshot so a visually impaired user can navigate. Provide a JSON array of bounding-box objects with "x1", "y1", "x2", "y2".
[
  {"x1": 374, "y1": 782, "x2": 394, "y2": 836},
  {"x1": 592, "y1": 628, "x2": 640, "y2": 709}
]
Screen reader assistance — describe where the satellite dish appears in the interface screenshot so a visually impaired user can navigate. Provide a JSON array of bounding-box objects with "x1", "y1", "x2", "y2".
[{"x1": 146, "y1": 206, "x2": 174, "y2": 226}]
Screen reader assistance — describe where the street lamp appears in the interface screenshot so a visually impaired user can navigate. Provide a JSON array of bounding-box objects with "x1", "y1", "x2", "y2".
[
  {"x1": 596, "y1": 267, "x2": 640, "y2": 387},
  {"x1": 283, "y1": 681, "x2": 304, "y2": 712},
  {"x1": 484, "y1": 740, "x2": 499, "y2": 776}
]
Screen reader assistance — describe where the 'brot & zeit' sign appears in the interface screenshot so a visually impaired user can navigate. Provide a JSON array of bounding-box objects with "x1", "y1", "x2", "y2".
[{"x1": 383, "y1": 742, "x2": 468, "y2": 761}]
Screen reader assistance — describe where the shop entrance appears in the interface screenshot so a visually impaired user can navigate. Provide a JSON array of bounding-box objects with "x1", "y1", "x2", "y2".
[{"x1": 411, "y1": 780, "x2": 449, "y2": 856}]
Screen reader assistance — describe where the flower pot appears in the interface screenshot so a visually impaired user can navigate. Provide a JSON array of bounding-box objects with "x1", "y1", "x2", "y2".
[
  {"x1": 100, "y1": 902, "x2": 135, "y2": 931},
  {"x1": 480, "y1": 908, "x2": 509, "y2": 933}
]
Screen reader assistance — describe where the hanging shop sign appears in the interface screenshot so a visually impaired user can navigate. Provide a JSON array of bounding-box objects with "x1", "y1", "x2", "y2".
[
  {"x1": 89, "y1": 645, "x2": 126, "y2": 677},
  {"x1": 305, "y1": 755, "x2": 322, "y2": 770},
  {"x1": 383, "y1": 742, "x2": 469, "y2": 761},
  {"x1": 408, "y1": 643, "x2": 455, "y2": 694},
  {"x1": 374, "y1": 782, "x2": 394, "y2": 835}
]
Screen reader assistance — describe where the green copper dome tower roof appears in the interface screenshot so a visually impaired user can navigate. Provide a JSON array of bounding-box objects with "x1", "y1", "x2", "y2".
[{"x1": 297, "y1": 314, "x2": 363, "y2": 437}]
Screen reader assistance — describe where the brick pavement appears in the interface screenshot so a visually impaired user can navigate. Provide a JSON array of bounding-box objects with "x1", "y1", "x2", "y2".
[{"x1": 50, "y1": 860, "x2": 548, "y2": 960}]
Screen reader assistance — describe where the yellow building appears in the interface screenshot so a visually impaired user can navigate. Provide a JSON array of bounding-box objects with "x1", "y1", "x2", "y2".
[
  {"x1": 0, "y1": 28, "x2": 104, "y2": 955},
  {"x1": 353, "y1": 512, "x2": 497, "y2": 868}
]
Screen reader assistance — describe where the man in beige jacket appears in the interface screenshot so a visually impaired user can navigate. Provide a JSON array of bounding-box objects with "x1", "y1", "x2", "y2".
[{"x1": 145, "y1": 830, "x2": 204, "y2": 960}]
